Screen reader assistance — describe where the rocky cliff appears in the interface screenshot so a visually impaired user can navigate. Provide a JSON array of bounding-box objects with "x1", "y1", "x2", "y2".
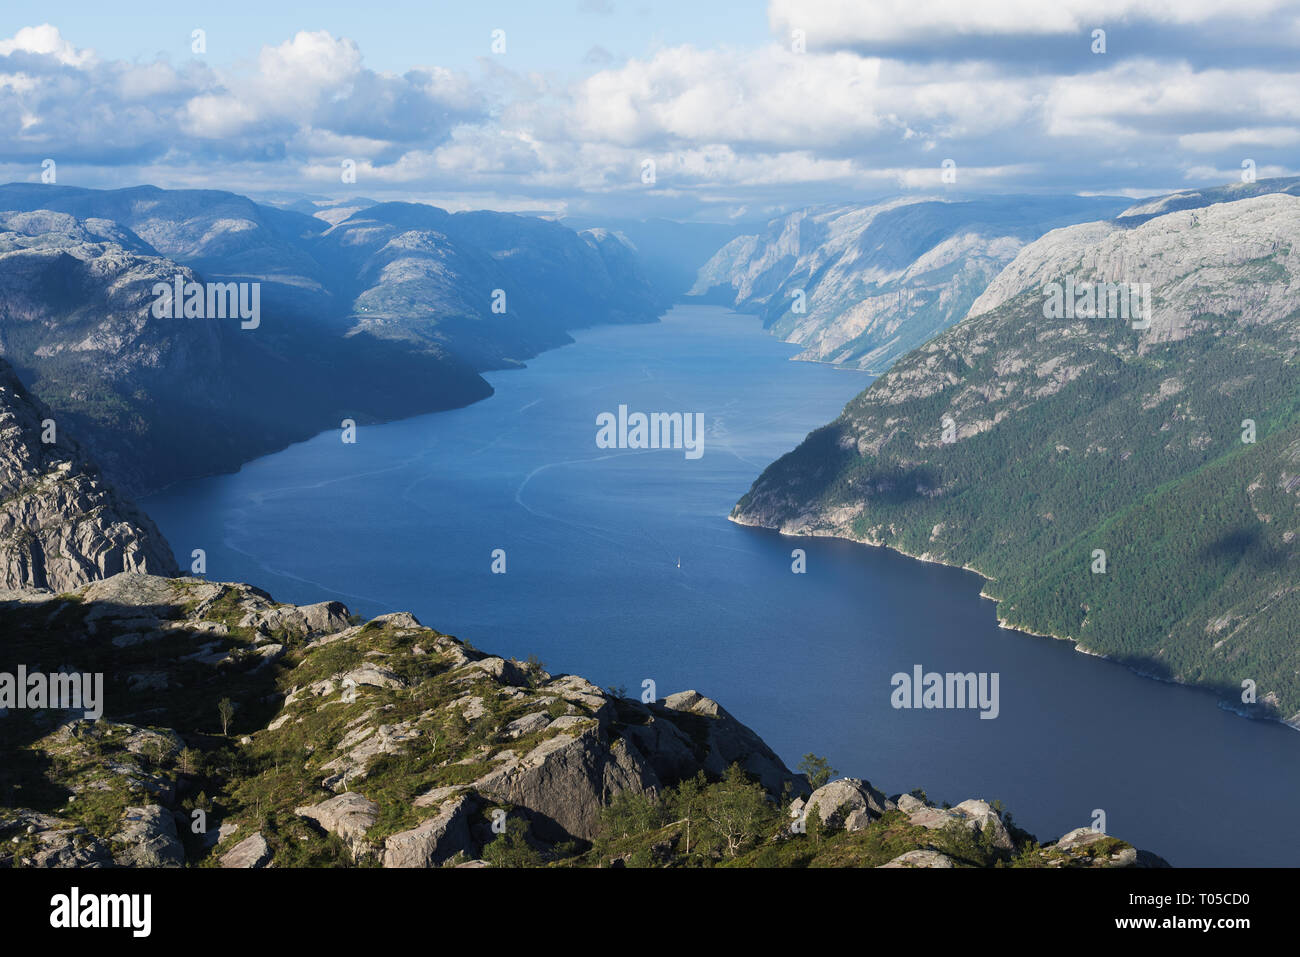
[{"x1": 0, "y1": 357, "x2": 177, "y2": 591}]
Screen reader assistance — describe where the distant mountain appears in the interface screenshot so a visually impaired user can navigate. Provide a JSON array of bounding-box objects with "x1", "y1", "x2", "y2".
[
  {"x1": 733, "y1": 182, "x2": 1300, "y2": 726},
  {"x1": 1114, "y1": 176, "x2": 1300, "y2": 226},
  {"x1": 0, "y1": 355, "x2": 176, "y2": 591},
  {"x1": 276, "y1": 195, "x2": 381, "y2": 226},
  {"x1": 691, "y1": 195, "x2": 1131, "y2": 370},
  {"x1": 0, "y1": 185, "x2": 666, "y2": 495},
  {"x1": 0, "y1": 184, "x2": 339, "y2": 322},
  {"x1": 0, "y1": 204, "x2": 489, "y2": 496},
  {"x1": 316, "y1": 203, "x2": 667, "y2": 368}
]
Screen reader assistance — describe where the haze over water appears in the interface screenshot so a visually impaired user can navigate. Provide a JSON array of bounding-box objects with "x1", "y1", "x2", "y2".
[{"x1": 145, "y1": 305, "x2": 1300, "y2": 866}]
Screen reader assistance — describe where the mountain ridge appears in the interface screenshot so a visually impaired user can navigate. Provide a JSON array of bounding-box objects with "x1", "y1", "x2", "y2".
[{"x1": 690, "y1": 194, "x2": 1132, "y2": 370}]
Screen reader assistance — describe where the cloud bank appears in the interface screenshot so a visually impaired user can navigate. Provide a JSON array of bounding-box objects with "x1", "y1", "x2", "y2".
[{"x1": 1, "y1": 2, "x2": 1296, "y2": 219}]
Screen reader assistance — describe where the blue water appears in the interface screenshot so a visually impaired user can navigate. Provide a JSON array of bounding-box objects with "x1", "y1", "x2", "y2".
[{"x1": 144, "y1": 305, "x2": 1300, "y2": 866}]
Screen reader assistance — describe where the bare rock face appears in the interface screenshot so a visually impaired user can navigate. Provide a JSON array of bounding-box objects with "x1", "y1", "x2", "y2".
[
  {"x1": 295, "y1": 792, "x2": 380, "y2": 860},
  {"x1": 0, "y1": 358, "x2": 178, "y2": 592},
  {"x1": 969, "y1": 193, "x2": 1300, "y2": 343},
  {"x1": 804, "y1": 778, "x2": 894, "y2": 830},
  {"x1": 220, "y1": 832, "x2": 271, "y2": 869},
  {"x1": 31, "y1": 829, "x2": 115, "y2": 868},
  {"x1": 10, "y1": 811, "x2": 115, "y2": 868},
  {"x1": 690, "y1": 196, "x2": 1127, "y2": 370},
  {"x1": 879, "y1": 849, "x2": 956, "y2": 868},
  {"x1": 473, "y1": 727, "x2": 661, "y2": 843},
  {"x1": 952, "y1": 799, "x2": 1014, "y2": 851},
  {"x1": 111, "y1": 805, "x2": 185, "y2": 868},
  {"x1": 382, "y1": 796, "x2": 475, "y2": 868},
  {"x1": 890, "y1": 793, "x2": 1014, "y2": 850},
  {"x1": 653, "y1": 690, "x2": 806, "y2": 798},
  {"x1": 240, "y1": 600, "x2": 351, "y2": 639}
]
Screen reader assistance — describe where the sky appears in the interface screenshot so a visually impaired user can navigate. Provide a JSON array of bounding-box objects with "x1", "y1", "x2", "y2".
[{"x1": 1, "y1": 0, "x2": 1298, "y2": 221}]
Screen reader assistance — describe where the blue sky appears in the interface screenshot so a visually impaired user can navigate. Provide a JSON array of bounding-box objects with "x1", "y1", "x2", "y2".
[
  {"x1": 0, "y1": 0, "x2": 771, "y2": 75},
  {"x1": 2, "y1": 1, "x2": 1298, "y2": 221}
]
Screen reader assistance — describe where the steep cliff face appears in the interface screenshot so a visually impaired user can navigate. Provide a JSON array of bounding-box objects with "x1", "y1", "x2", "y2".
[
  {"x1": 0, "y1": 572, "x2": 1163, "y2": 868},
  {"x1": 733, "y1": 187, "x2": 1300, "y2": 724},
  {"x1": 691, "y1": 195, "x2": 1129, "y2": 370},
  {"x1": 0, "y1": 357, "x2": 177, "y2": 591}
]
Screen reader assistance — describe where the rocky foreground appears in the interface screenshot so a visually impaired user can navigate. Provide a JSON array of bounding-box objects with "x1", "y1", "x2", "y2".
[{"x1": 1, "y1": 573, "x2": 1166, "y2": 868}]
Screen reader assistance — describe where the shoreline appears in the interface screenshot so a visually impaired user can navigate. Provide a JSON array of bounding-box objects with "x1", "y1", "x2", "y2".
[{"x1": 728, "y1": 511, "x2": 1300, "y2": 733}]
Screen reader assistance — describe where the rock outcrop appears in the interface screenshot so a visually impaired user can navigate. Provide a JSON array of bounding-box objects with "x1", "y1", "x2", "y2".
[
  {"x1": 295, "y1": 793, "x2": 380, "y2": 860},
  {"x1": 803, "y1": 778, "x2": 893, "y2": 830},
  {"x1": 381, "y1": 796, "x2": 474, "y2": 868},
  {"x1": 219, "y1": 832, "x2": 271, "y2": 869},
  {"x1": 111, "y1": 805, "x2": 185, "y2": 868},
  {"x1": 0, "y1": 357, "x2": 178, "y2": 591}
]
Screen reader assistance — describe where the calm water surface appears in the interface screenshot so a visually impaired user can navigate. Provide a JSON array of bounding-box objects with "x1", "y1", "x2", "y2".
[{"x1": 144, "y1": 305, "x2": 1300, "y2": 866}]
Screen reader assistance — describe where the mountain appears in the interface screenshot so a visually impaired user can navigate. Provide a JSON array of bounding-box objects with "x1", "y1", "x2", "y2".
[
  {"x1": 314, "y1": 203, "x2": 667, "y2": 368},
  {"x1": 0, "y1": 184, "x2": 338, "y2": 321},
  {"x1": 1114, "y1": 176, "x2": 1300, "y2": 226},
  {"x1": 0, "y1": 185, "x2": 666, "y2": 496},
  {"x1": 0, "y1": 570, "x2": 1164, "y2": 868},
  {"x1": 691, "y1": 195, "x2": 1131, "y2": 370},
  {"x1": 733, "y1": 183, "x2": 1300, "y2": 726},
  {"x1": 0, "y1": 205, "x2": 489, "y2": 496},
  {"x1": 0, "y1": 355, "x2": 176, "y2": 591}
]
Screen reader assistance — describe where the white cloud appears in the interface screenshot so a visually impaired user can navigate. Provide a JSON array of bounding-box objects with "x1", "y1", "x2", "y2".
[
  {"x1": 768, "y1": 0, "x2": 1295, "y2": 43},
  {"x1": 1179, "y1": 127, "x2": 1300, "y2": 152},
  {"x1": 1, "y1": 16, "x2": 1298, "y2": 217},
  {"x1": 1044, "y1": 62, "x2": 1300, "y2": 139},
  {"x1": 568, "y1": 44, "x2": 1047, "y2": 152},
  {"x1": 0, "y1": 23, "x2": 94, "y2": 66}
]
